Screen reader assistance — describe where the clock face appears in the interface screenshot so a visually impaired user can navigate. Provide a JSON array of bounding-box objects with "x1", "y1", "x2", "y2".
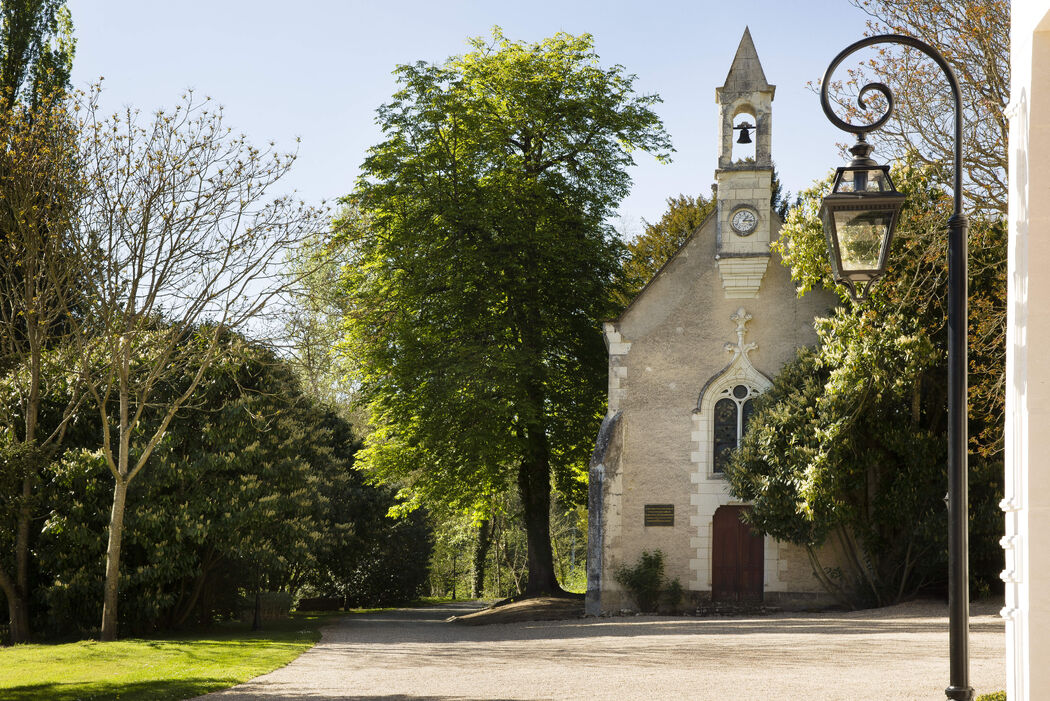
[{"x1": 731, "y1": 208, "x2": 758, "y2": 235}]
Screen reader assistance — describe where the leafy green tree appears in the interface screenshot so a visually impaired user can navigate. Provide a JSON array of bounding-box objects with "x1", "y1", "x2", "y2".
[
  {"x1": 770, "y1": 164, "x2": 794, "y2": 221},
  {"x1": 774, "y1": 162, "x2": 1006, "y2": 460},
  {"x1": 340, "y1": 28, "x2": 670, "y2": 595},
  {"x1": 308, "y1": 479, "x2": 432, "y2": 608},
  {"x1": 35, "y1": 340, "x2": 431, "y2": 635},
  {"x1": 122, "y1": 343, "x2": 330, "y2": 632},
  {"x1": 725, "y1": 162, "x2": 1006, "y2": 606},
  {"x1": 298, "y1": 405, "x2": 432, "y2": 608},
  {"x1": 0, "y1": 0, "x2": 76, "y2": 643},
  {"x1": 427, "y1": 511, "x2": 475, "y2": 600},
  {"x1": 614, "y1": 164, "x2": 791, "y2": 309},
  {"x1": 0, "y1": 101, "x2": 82, "y2": 641},
  {"x1": 0, "y1": 0, "x2": 74, "y2": 110},
  {"x1": 726, "y1": 317, "x2": 945, "y2": 607},
  {"x1": 283, "y1": 222, "x2": 357, "y2": 409}
]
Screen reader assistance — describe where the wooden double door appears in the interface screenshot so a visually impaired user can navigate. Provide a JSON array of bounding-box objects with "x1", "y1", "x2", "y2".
[{"x1": 711, "y1": 505, "x2": 764, "y2": 602}]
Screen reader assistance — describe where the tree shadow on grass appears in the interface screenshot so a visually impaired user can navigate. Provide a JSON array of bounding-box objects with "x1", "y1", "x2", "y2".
[
  {"x1": 9, "y1": 681, "x2": 514, "y2": 701},
  {"x1": 2, "y1": 678, "x2": 235, "y2": 701}
]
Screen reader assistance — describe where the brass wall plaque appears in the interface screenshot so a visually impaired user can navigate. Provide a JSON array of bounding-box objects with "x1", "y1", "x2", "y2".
[{"x1": 644, "y1": 504, "x2": 674, "y2": 527}]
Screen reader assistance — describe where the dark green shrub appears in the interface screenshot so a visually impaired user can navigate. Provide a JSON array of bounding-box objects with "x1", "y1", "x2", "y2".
[
  {"x1": 615, "y1": 550, "x2": 668, "y2": 613},
  {"x1": 32, "y1": 342, "x2": 432, "y2": 636},
  {"x1": 341, "y1": 506, "x2": 432, "y2": 607},
  {"x1": 296, "y1": 596, "x2": 342, "y2": 611},
  {"x1": 665, "y1": 578, "x2": 684, "y2": 610}
]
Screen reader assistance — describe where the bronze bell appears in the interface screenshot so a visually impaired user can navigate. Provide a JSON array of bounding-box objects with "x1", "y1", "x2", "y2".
[{"x1": 735, "y1": 122, "x2": 753, "y2": 144}]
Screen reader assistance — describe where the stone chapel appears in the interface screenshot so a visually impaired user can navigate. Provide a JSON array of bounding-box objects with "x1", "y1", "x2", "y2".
[{"x1": 586, "y1": 28, "x2": 846, "y2": 613}]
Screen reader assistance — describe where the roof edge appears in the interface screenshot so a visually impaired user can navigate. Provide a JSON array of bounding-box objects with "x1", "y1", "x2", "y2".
[{"x1": 613, "y1": 208, "x2": 718, "y2": 324}]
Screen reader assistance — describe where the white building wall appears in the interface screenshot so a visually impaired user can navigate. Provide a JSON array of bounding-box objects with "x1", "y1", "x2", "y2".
[{"x1": 1005, "y1": 4, "x2": 1050, "y2": 699}]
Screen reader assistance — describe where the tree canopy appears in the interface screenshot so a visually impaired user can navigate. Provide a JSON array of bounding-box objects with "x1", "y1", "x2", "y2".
[
  {"x1": 0, "y1": 0, "x2": 76, "y2": 643},
  {"x1": 0, "y1": 0, "x2": 74, "y2": 109},
  {"x1": 613, "y1": 193, "x2": 715, "y2": 308},
  {"x1": 340, "y1": 28, "x2": 670, "y2": 594},
  {"x1": 66, "y1": 88, "x2": 325, "y2": 640},
  {"x1": 30, "y1": 339, "x2": 431, "y2": 636}
]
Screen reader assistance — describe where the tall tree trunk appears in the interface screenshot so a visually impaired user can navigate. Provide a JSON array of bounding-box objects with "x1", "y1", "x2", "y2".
[
  {"x1": 6, "y1": 473, "x2": 34, "y2": 644},
  {"x1": 518, "y1": 424, "x2": 561, "y2": 596},
  {"x1": 100, "y1": 477, "x2": 128, "y2": 641},
  {"x1": 5, "y1": 588, "x2": 30, "y2": 644},
  {"x1": 5, "y1": 330, "x2": 43, "y2": 644},
  {"x1": 506, "y1": 211, "x2": 576, "y2": 597},
  {"x1": 471, "y1": 519, "x2": 492, "y2": 598},
  {"x1": 514, "y1": 272, "x2": 561, "y2": 596},
  {"x1": 0, "y1": 571, "x2": 30, "y2": 644},
  {"x1": 494, "y1": 520, "x2": 502, "y2": 597}
]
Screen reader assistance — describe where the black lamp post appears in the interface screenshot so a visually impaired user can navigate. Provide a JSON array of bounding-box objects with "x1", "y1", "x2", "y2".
[{"x1": 818, "y1": 35, "x2": 972, "y2": 701}]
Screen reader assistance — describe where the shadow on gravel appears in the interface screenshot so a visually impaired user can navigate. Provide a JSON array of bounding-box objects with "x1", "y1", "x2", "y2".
[
  {"x1": 326, "y1": 600, "x2": 1003, "y2": 648},
  {"x1": 196, "y1": 601, "x2": 1004, "y2": 700}
]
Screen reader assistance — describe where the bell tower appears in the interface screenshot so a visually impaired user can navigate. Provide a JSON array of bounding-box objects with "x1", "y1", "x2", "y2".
[{"x1": 714, "y1": 27, "x2": 775, "y2": 298}]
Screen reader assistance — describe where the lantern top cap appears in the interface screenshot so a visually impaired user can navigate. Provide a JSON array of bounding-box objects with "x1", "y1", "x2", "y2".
[
  {"x1": 848, "y1": 135, "x2": 877, "y2": 167},
  {"x1": 825, "y1": 138, "x2": 902, "y2": 198}
]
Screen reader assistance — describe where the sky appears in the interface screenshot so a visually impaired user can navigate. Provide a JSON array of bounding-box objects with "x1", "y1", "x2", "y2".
[{"x1": 66, "y1": 0, "x2": 878, "y2": 235}]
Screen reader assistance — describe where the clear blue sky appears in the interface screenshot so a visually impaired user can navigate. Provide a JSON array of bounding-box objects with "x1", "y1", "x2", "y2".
[{"x1": 67, "y1": 1, "x2": 876, "y2": 234}]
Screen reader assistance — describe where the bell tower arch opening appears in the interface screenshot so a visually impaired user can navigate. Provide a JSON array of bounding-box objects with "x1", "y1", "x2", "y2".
[{"x1": 731, "y1": 110, "x2": 757, "y2": 163}]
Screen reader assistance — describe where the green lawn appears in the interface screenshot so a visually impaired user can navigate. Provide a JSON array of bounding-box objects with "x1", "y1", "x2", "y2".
[{"x1": 0, "y1": 612, "x2": 344, "y2": 701}]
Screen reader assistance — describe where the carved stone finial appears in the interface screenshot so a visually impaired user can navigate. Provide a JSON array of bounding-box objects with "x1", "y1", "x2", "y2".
[{"x1": 723, "y1": 307, "x2": 758, "y2": 360}]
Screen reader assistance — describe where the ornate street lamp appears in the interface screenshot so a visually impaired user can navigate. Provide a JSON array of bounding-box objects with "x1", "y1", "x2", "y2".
[
  {"x1": 819, "y1": 35, "x2": 972, "y2": 701},
  {"x1": 818, "y1": 136, "x2": 905, "y2": 301}
]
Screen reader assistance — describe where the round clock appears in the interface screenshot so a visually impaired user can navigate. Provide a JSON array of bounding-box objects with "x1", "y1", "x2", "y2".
[{"x1": 730, "y1": 207, "x2": 759, "y2": 235}]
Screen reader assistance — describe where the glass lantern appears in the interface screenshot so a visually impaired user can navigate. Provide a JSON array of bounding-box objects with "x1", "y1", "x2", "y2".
[{"x1": 818, "y1": 147, "x2": 905, "y2": 301}]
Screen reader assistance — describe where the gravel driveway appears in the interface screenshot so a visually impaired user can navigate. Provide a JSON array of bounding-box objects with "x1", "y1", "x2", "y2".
[{"x1": 198, "y1": 599, "x2": 1005, "y2": 700}]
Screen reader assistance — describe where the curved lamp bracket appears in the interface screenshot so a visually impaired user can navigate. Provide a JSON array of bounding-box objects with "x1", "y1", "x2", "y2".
[{"x1": 819, "y1": 33, "x2": 965, "y2": 216}]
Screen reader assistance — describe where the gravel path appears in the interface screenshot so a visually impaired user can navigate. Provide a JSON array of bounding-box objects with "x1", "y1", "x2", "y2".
[{"x1": 197, "y1": 599, "x2": 1005, "y2": 700}]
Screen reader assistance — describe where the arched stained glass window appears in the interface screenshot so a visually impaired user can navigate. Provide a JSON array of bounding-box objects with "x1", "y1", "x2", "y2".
[{"x1": 712, "y1": 384, "x2": 758, "y2": 473}]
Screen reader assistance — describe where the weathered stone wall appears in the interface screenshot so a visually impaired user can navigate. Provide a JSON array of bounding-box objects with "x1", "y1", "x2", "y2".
[{"x1": 595, "y1": 211, "x2": 842, "y2": 611}]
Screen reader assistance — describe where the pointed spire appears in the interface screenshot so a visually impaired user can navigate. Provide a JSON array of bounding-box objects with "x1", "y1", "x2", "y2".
[{"x1": 720, "y1": 27, "x2": 773, "y2": 95}]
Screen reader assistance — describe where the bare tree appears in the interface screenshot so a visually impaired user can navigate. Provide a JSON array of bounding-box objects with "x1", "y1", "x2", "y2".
[
  {"x1": 822, "y1": 0, "x2": 1008, "y2": 217},
  {"x1": 69, "y1": 89, "x2": 326, "y2": 641},
  {"x1": 0, "y1": 87, "x2": 83, "y2": 643}
]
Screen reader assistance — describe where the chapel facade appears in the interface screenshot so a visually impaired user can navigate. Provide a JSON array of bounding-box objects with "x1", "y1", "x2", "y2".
[{"x1": 586, "y1": 29, "x2": 845, "y2": 613}]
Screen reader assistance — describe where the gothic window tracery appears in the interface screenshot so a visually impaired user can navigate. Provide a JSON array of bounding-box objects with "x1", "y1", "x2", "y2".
[{"x1": 712, "y1": 384, "x2": 760, "y2": 473}]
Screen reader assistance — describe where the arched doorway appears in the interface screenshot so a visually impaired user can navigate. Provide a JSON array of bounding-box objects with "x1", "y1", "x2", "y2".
[{"x1": 712, "y1": 505, "x2": 764, "y2": 602}]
